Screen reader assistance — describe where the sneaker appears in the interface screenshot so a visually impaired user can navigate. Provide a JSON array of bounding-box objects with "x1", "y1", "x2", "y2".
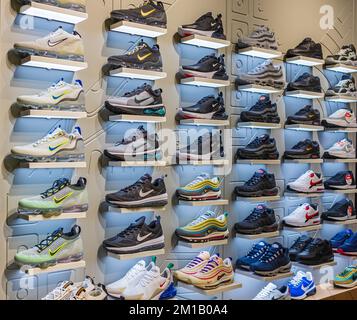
[
  {"x1": 176, "y1": 93, "x2": 227, "y2": 121},
  {"x1": 106, "y1": 174, "x2": 168, "y2": 208},
  {"x1": 239, "y1": 95, "x2": 280, "y2": 124},
  {"x1": 106, "y1": 40, "x2": 163, "y2": 72},
  {"x1": 284, "y1": 139, "x2": 320, "y2": 160},
  {"x1": 289, "y1": 236, "x2": 313, "y2": 262},
  {"x1": 176, "y1": 173, "x2": 222, "y2": 201},
  {"x1": 174, "y1": 251, "x2": 211, "y2": 284},
  {"x1": 325, "y1": 44, "x2": 357, "y2": 66},
  {"x1": 234, "y1": 169, "x2": 279, "y2": 198},
  {"x1": 253, "y1": 283, "x2": 290, "y2": 300},
  {"x1": 41, "y1": 281, "x2": 77, "y2": 300},
  {"x1": 325, "y1": 75, "x2": 357, "y2": 97},
  {"x1": 334, "y1": 266, "x2": 357, "y2": 288},
  {"x1": 70, "y1": 284, "x2": 107, "y2": 301},
  {"x1": 110, "y1": 0, "x2": 167, "y2": 28},
  {"x1": 234, "y1": 205, "x2": 278, "y2": 235},
  {"x1": 236, "y1": 25, "x2": 278, "y2": 51},
  {"x1": 285, "y1": 38, "x2": 323, "y2": 59},
  {"x1": 288, "y1": 271, "x2": 316, "y2": 300},
  {"x1": 296, "y1": 238, "x2": 334, "y2": 265},
  {"x1": 322, "y1": 109, "x2": 357, "y2": 128},
  {"x1": 11, "y1": 126, "x2": 84, "y2": 162},
  {"x1": 104, "y1": 126, "x2": 161, "y2": 161},
  {"x1": 330, "y1": 229, "x2": 354, "y2": 251},
  {"x1": 286, "y1": 73, "x2": 322, "y2": 93},
  {"x1": 189, "y1": 255, "x2": 234, "y2": 289},
  {"x1": 105, "y1": 84, "x2": 165, "y2": 117},
  {"x1": 14, "y1": 26, "x2": 84, "y2": 61},
  {"x1": 236, "y1": 241, "x2": 270, "y2": 270},
  {"x1": 337, "y1": 233, "x2": 357, "y2": 256},
  {"x1": 323, "y1": 139, "x2": 356, "y2": 159},
  {"x1": 181, "y1": 54, "x2": 228, "y2": 80},
  {"x1": 235, "y1": 59, "x2": 285, "y2": 89},
  {"x1": 283, "y1": 204, "x2": 320, "y2": 227},
  {"x1": 322, "y1": 199, "x2": 356, "y2": 221},
  {"x1": 235, "y1": 134, "x2": 279, "y2": 160},
  {"x1": 16, "y1": 79, "x2": 85, "y2": 111},
  {"x1": 286, "y1": 105, "x2": 321, "y2": 126},
  {"x1": 18, "y1": 177, "x2": 88, "y2": 217},
  {"x1": 175, "y1": 211, "x2": 229, "y2": 243},
  {"x1": 287, "y1": 170, "x2": 324, "y2": 193},
  {"x1": 251, "y1": 243, "x2": 291, "y2": 276},
  {"x1": 324, "y1": 171, "x2": 356, "y2": 190},
  {"x1": 178, "y1": 12, "x2": 226, "y2": 39},
  {"x1": 15, "y1": 225, "x2": 83, "y2": 268},
  {"x1": 103, "y1": 216, "x2": 165, "y2": 254}
]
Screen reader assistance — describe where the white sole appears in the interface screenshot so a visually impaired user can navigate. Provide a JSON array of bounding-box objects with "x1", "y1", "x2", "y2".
[
  {"x1": 325, "y1": 119, "x2": 357, "y2": 127},
  {"x1": 181, "y1": 68, "x2": 217, "y2": 79},
  {"x1": 327, "y1": 151, "x2": 356, "y2": 158},
  {"x1": 178, "y1": 27, "x2": 215, "y2": 37},
  {"x1": 178, "y1": 109, "x2": 217, "y2": 119},
  {"x1": 105, "y1": 235, "x2": 165, "y2": 253}
]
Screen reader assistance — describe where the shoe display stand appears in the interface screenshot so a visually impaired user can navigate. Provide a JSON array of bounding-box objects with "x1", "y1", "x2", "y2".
[
  {"x1": 236, "y1": 270, "x2": 294, "y2": 282},
  {"x1": 20, "y1": 55, "x2": 88, "y2": 72},
  {"x1": 306, "y1": 282, "x2": 357, "y2": 300},
  {"x1": 284, "y1": 192, "x2": 324, "y2": 198},
  {"x1": 285, "y1": 90, "x2": 324, "y2": 100},
  {"x1": 325, "y1": 95, "x2": 357, "y2": 103},
  {"x1": 325, "y1": 64, "x2": 357, "y2": 74},
  {"x1": 237, "y1": 122, "x2": 282, "y2": 129},
  {"x1": 237, "y1": 160, "x2": 281, "y2": 165},
  {"x1": 178, "y1": 199, "x2": 229, "y2": 206},
  {"x1": 179, "y1": 119, "x2": 230, "y2": 127},
  {"x1": 292, "y1": 261, "x2": 337, "y2": 270},
  {"x1": 109, "y1": 67, "x2": 167, "y2": 80},
  {"x1": 180, "y1": 77, "x2": 231, "y2": 88},
  {"x1": 324, "y1": 159, "x2": 357, "y2": 163},
  {"x1": 108, "y1": 161, "x2": 167, "y2": 168},
  {"x1": 237, "y1": 47, "x2": 282, "y2": 59},
  {"x1": 108, "y1": 206, "x2": 167, "y2": 214},
  {"x1": 283, "y1": 225, "x2": 322, "y2": 232},
  {"x1": 107, "y1": 249, "x2": 165, "y2": 261},
  {"x1": 17, "y1": 212, "x2": 87, "y2": 222},
  {"x1": 285, "y1": 56, "x2": 325, "y2": 67},
  {"x1": 18, "y1": 161, "x2": 87, "y2": 169},
  {"x1": 178, "y1": 239, "x2": 229, "y2": 249},
  {"x1": 324, "y1": 127, "x2": 357, "y2": 133},
  {"x1": 235, "y1": 195, "x2": 281, "y2": 202},
  {"x1": 283, "y1": 159, "x2": 324, "y2": 164},
  {"x1": 20, "y1": 110, "x2": 87, "y2": 120},
  {"x1": 23, "y1": 260, "x2": 86, "y2": 277},
  {"x1": 180, "y1": 34, "x2": 231, "y2": 49},
  {"x1": 284, "y1": 124, "x2": 325, "y2": 132},
  {"x1": 237, "y1": 84, "x2": 283, "y2": 94},
  {"x1": 323, "y1": 219, "x2": 357, "y2": 226},
  {"x1": 235, "y1": 231, "x2": 280, "y2": 240},
  {"x1": 110, "y1": 21, "x2": 167, "y2": 38},
  {"x1": 109, "y1": 114, "x2": 167, "y2": 123}
]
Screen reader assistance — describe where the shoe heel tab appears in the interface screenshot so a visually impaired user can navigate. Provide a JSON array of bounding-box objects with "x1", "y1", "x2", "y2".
[
  {"x1": 167, "y1": 263, "x2": 174, "y2": 270},
  {"x1": 224, "y1": 212, "x2": 229, "y2": 218},
  {"x1": 75, "y1": 79, "x2": 83, "y2": 87},
  {"x1": 152, "y1": 256, "x2": 157, "y2": 264},
  {"x1": 73, "y1": 30, "x2": 82, "y2": 38},
  {"x1": 73, "y1": 126, "x2": 82, "y2": 136},
  {"x1": 72, "y1": 224, "x2": 81, "y2": 236},
  {"x1": 77, "y1": 177, "x2": 87, "y2": 188}
]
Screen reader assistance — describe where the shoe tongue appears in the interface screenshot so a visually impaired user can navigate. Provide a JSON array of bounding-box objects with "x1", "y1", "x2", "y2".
[
  {"x1": 258, "y1": 95, "x2": 269, "y2": 103},
  {"x1": 257, "y1": 241, "x2": 267, "y2": 247},
  {"x1": 49, "y1": 126, "x2": 64, "y2": 135},
  {"x1": 256, "y1": 205, "x2": 266, "y2": 212},
  {"x1": 136, "y1": 260, "x2": 146, "y2": 268},
  {"x1": 255, "y1": 169, "x2": 267, "y2": 176},
  {"x1": 209, "y1": 254, "x2": 221, "y2": 264},
  {"x1": 198, "y1": 251, "x2": 211, "y2": 260},
  {"x1": 203, "y1": 211, "x2": 216, "y2": 218},
  {"x1": 271, "y1": 243, "x2": 281, "y2": 250},
  {"x1": 140, "y1": 174, "x2": 152, "y2": 182},
  {"x1": 134, "y1": 216, "x2": 146, "y2": 226},
  {"x1": 197, "y1": 173, "x2": 210, "y2": 181},
  {"x1": 259, "y1": 134, "x2": 269, "y2": 142},
  {"x1": 303, "y1": 37, "x2": 312, "y2": 42},
  {"x1": 52, "y1": 228, "x2": 63, "y2": 237},
  {"x1": 149, "y1": 266, "x2": 161, "y2": 276},
  {"x1": 267, "y1": 283, "x2": 277, "y2": 290}
]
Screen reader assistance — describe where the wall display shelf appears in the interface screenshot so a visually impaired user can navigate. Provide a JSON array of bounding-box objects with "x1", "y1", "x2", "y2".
[
  {"x1": 24, "y1": 260, "x2": 86, "y2": 276},
  {"x1": 20, "y1": 110, "x2": 87, "y2": 120},
  {"x1": 237, "y1": 84, "x2": 283, "y2": 94},
  {"x1": 284, "y1": 124, "x2": 324, "y2": 132},
  {"x1": 18, "y1": 161, "x2": 86, "y2": 169},
  {"x1": 178, "y1": 159, "x2": 229, "y2": 166},
  {"x1": 292, "y1": 261, "x2": 337, "y2": 270},
  {"x1": 283, "y1": 159, "x2": 323, "y2": 164},
  {"x1": 237, "y1": 47, "x2": 282, "y2": 59},
  {"x1": 306, "y1": 283, "x2": 357, "y2": 301},
  {"x1": 235, "y1": 231, "x2": 280, "y2": 240},
  {"x1": 110, "y1": 68, "x2": 167, "y2": 80},
  {"x1": 18, "y1": 212, "x2": 87, "y2": 222},
  {"x1": 285, "y1": 90, "x2": 324, "y2": 99},
  {"x1": 110, "y1": 21, "x2": 167, "y2": 38},
  {"x1": 235, "y1": 195, "x2": 281, "y2": 202},
  {"x1": 284, "y1": 192, "x2": 323, "y2": 198},
  {"x1": 283, "y1": 224, "x2": 322, "y2": 232},
  {"x1": 325, "y1": 189, "x2": 357, "y2": 195},
  {"x1": 178, "y1": 199, "x2": 229, "y2": 206},
  {"x1": 20, "y1": 55, "x2": 88, "y2": 72},
  {"x1": 19, "y1": 2, "x2": 88, "y2": 24},
  {"x1": 285, "y1": 56, "x2": 324, "y2": 67},
  {"x1": 107, "y1": 249, "x2": 165, "y2": 261},
  {"x1": 324, "y1": 158, "x2": 357, "y2": 163},
  {"x1": 237, "y1": 160, "x2": 281, "y2": 165},
  {"x1": 325, "y1": 95, "x2": 357, "y2": 103},
  {"x1": 180, "y1": 77, "x2": 230, "y2": 88},
  {"x1": 325, "y1": 64, "x2": 357, "y2": 74},
  {"x1": 108, "y1": 161, "x2": 167, "y2": 168},
  {"x1": 237, "y1": 122, "x2": 282, "y2": 130},
  {"x1": 179, "y1": 119, "x2": 230, "y2": 127},
  {"x1": 108, "y1": 206, "x2": 167, "y2": 214},
  {"x1": 180, "y1": 34, "x2": 231, "y2": 49},
  {"x1": 109, "y1": 115, "x2": 166, "y2": 123},
  {"x1": 324, "y1": 127, "x2": 357, "y2": 133},
  {"x1": 237, "y1": 270, "x2": 294, "y2": 282},
  {"x1": 178, "y1": 239, "x2": 228, "y2": 249},
  {"x1": 323, "y1": 219, "x2": 357, "y2": 226}
]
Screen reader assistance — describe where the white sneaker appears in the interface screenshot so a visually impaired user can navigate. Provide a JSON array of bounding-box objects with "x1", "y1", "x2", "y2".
[
  {"x1": 106, "y1": 260, "x2": 154, "y2": 298},
  {"x1": 17, "y1": 79, "x2": 84, "y2": 111},
  {"x1": 323, "y1": 109, "x2": 357, "y2": 128},
  {"x1": 70, "y1": 280, "x2": 107, "y2": 301},
  {"x1": 287, "y1": 170, "x2": 324, "y2": 193},
  {"x1": 41, "y1": 281, "x2": 77, "y2": 300},
  {"x1": 324, "y1": 139, "x2": 356, "y2": 159},
  {"x1": 283, "y1": 203, "x2": 320, "y2": 227},
  {"x1": 11, "y1": 126, "x2": 84, "y2": 161},
  {"x1": 14, "y1": 27, "x2": 84, "y2": 60},
  {"x1": 253, "y1": 283, "x2": 290, "y2": 300}
]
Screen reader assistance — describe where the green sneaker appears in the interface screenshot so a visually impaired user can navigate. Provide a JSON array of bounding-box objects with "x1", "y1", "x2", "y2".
[{"x1": 334, "y1": 265, "x2": 357, "y2": 288}]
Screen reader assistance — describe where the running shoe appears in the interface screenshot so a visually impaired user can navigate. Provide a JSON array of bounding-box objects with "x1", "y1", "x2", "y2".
[
  {"x1": 330, "y1": 229, "x2": 353, "y2": 251},
  {"x1": 323, "y1": 109, "x2": 357, "y2": 128},
  {"x1": 323, "y1": 139, "x2": 356, "y2": 159},
  {"x1": 178, "y1": 12, "x2": 226, "y2": 39},
  {"x1": 105, "y1": 174, "x2": 168, "y2": 208},
  {"x1": 253, "y1": 283, "x2": 290, "y2": 300},
  {"x1": 334, "y1": 265, "x2": 357, "y2": 288},
  {"x1": 70, "y1": 282, "x2": 107, "y2": 300},
  {"x1": 235, "y1": 134, "x2": 279, "y2": 160},
  {"x1": 287, "y1": 170, "x2": 324, "y2": 194},
  {"x1": 176, "y1": 173, "x2": 222, "y2": 201},
  {"x1": 289, "y1": 235, "x2": 313, "y2": 261},
  {"x1": 288, "y1": 271, "x2": 316, "y2": 300},
  {"x1": 324, "y1": 171, "x2": 356, "y2": 190},
  {"x1": 13, "y1": 26, "x2": 84, "y2": 61},
  {"x1": 325, "y1": 75, "x2": 357, "y2": 97},
  {"x1": 175, "y1": 211, "x2": 229, "y2": 243},
  {"x1": 236, "y1": 25, "x2": 278, "y2": 51},
  {"x1": 11, "y1": 126, "x2": 84, "y2": 162},
  {"x1": 103, "y1": 216, "x2": 164, "y2": 254},
  {"x1": 284, "y1": 139, "x2": 320, "y2": 160},
  {"x1": 236, "y1": 241, "x2": 270, "y2": 270},
  {"x1": 18, "y1": 177, "x2": 88, "y2": 217},
  {"x1": 337, "y1": 232, "x2": 357, "y2": 256},
  {"x1": 322, "y1": 199, "x2": 356, "y2": 221},
  {"x1": 15, "y1": 225, "x2": 83, "y2": 268},
  {"x1": 16, "y1": 0, "x2": 86, "y2": 12},
  {"x1": 296, "y1": 239, "x2": 334, "y2": 265},
  {"x1": 325, "y1": 45, "x2": 357, "y2": 66},
  {"x1": 286, "y1": 73, "x2": 322, "y2": 93},
  {"x1": 285, "y1": 38, "x2": 323, "y2": 59},
  {"x1": 283, "y1": 203, "x2": 320, "y2": 227},
  {"x1": 286, "y1": 105, "x2": 321, "y2": 126}
]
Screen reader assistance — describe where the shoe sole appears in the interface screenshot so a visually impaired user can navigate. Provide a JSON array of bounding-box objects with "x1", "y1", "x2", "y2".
[
  {"x1": 104, "y1": 237, "x2": 165, "y2": 255},
  {"x1": 15, "y1": 253, "x2": 83, "y2": 269},
  {"x1": 106, "y1": 194, "x2": 168, "y2": 208},
  {"x1": 177, "y1": 230, "x2": 229, "y2": 242},
  {"x1": 291, "y1": 286, "x2": 317, "y2": 300},
  {"x1": 235, "y1": 223, "x2": 279, "y2": 235},
  {"x1": 253, "y1": 262, "x2": 292, "y2": 276},
  {"x1": 296, "y1": 256, "x2": 334, "y2": 266},
  {"x1": 18, "y1": 204, "x2": 88, "y2": 217},
  {"x1": 235, "y1": 187, "x2": 279, "y2": 197}
]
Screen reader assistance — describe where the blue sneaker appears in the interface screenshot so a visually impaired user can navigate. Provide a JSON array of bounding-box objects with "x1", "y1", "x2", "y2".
[
  {"x1": 288, "y1": 271, "x2": 316, "y2": 300},
  {"x1": 338, "y1": 232, "x2": 357, "y2": 256},
  {"x1": 159, "y1": 283, "x2": 177, "y2": 300},
  {"x1": 330, "y1": 229, "x2": 353, "y2": 251},
  {"x1": 251, "y1": 242, "x2": 291, "y2": 276},
  {"x1": 236, "y1": 241, "x2": 270, "y2": 270}
]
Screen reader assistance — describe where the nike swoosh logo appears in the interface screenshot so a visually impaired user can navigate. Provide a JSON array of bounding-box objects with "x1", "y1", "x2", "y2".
[
  {"x1": 306, "y1": 212, "x2": 319, "y2": 221},
  {"x1": 52, "y1": 90, "x2": 71, "y2": 100},
  {"x1": 49, "y1": 141, "x2": 68, "y2": 152},
  {"x1": 137, "y1": 233, "x2": 153, "y2": 242},
  {"x1": 137, "y1": 52, "x2": 152, "y2": 61},
  {"x1": 310, "y1": 180, "x2": 322, "y2": 187},
  {"x1": 141, "y1": 8, "x2": 156, "y2": 17},
  {"x1": 53, "y1": 192, "x2": 73, "y2": 204},
  {"x1": 139, "y1": 189, "x2": 154, "y2": 198},
  {"x1": 49, "y1": 242, "x2": 67, "y2": 256},
  {"x1": 134, "y1": 96, "x2": 152, "y2": 104},
  {"x1": 47, "y1": 38, "x2": 68, "y2": 47}
]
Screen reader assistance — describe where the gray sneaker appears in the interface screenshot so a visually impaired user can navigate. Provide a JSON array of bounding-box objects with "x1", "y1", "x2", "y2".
[{"x1": 236, "y1": 26, "x2": 278, "y2": 51}]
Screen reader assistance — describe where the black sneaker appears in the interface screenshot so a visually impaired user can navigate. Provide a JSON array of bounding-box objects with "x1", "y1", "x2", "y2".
[
  {"x1": 106, "y1": 174, "x2": 168, "y2": 208},
  {"x1": 181, "y1": 54, "x2": 229, "y2": 80},
  {"x1": 110, "y1": 0, "x2": 167, "y2": 28},
  {"x1": 325, "y1": 44, "x2": 357, "y2": 66},
  {"x1": 286, "y1": 73, "x2": 322, "y2": 93},
  {"x1": 178, "y1": 12, "x2": 226, "y2": 40},
  {"x1": 324, "y1": 171, "x2": 356, "y2": 190},
  {"x1": 234, "y1": 169, "x2": 279, "y2": 197},
  {"x1": 296, "y1": 238, "x2": 334, "y2": 266},
  {"x1": 235, "y1": 134, "x2": 279, "y2": 160},
  {"x1": 105, "y1": 40, "x2": 163, "y2": 72},
  {"x1": 322, "y1": 199, "x2": 356, "y2": 221},
  {"x1": 176, "y1": 93, "x2": 228, "y2": 121},
  {"x1": 103, "y1": 216, "x2": 165, "y2": 254},
  {"x1": 234, "y1": 205, "x2": 278, "y2": 235},
  {"x1": 236, "y1": 241, "x2": 271, "y2": 270},
  {"x1": 284, "y1": 139, "x2": 320, "y2": 160},
  {"x1": 105, "y1": 83, "x2": 165, "y2": 117},
  {"x1": 286, "y1": 105, "x2": 321, "y2": 126},
  {"x1": 239, "y1": 95, "x2": 280, "y2": 124},
  {"x1": 285, "y1": 38, "x2": 323, "y2": 59},
  {"x1": 289, "y1": 236, "x2": 313, "y2": 262}
]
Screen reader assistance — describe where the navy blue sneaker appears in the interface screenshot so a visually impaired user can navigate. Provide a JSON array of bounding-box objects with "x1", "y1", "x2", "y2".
[
  {"x1": 251, "y1": 242, "x2": 292, "y2": 276},
  {"x1": 337, "y1": 232, "x2": 357, "y2": 256},
  {"x1": 236, "y1": 241, "x2": 270, "y2": 270},
  {"x1": 330, "y1": 229, "x2": 353, "y2": 251}
]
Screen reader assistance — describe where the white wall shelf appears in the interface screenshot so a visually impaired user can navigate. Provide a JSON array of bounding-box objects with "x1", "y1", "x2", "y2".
[
  {"x1": 24, "y1": 260, "x2": 86, "y2": 276},
  {"x1": 235, "y1": 195, "x2": 281, "y2": 202},
  {"x1": 18, "y1": 161, "x2": 86, "y2": 169},
  {"x1": 18, "y1": 212, "x2": 87, "y2": 222},
  {"x1": 179, "y1": 119, "x2": 230, "y2": 127},
  {"x1": 181, "y1": 34, "x2": 231, "y2": 49},
  {"x1": 178, "y1": 239, "x2": 228, "y2": 249},
  {"x1": 178, "y1": 160, "x2": 229, "y2": 166},
  {"x1": 306, "y1": 283, "x2": 357, "y2": 301},
  {"x1": 110, "y1": 68, "x2": 167, "y2": 80},
  {"x1": 236, "y1": 270, "x2": 293, "y2": 282},
  {"x1": 237, "y1": 47, "x2": 282, "y2": 59},
  {"x1": 235, "y1": 231, "x2": 280, "y2": 240},
  {"x1": 237, "y1": 84, "x2": 283, "y2": 94},
  {"x1": 108, "y1": 161, "x2": 167, "y2": 168},
  {"x1": 325, "y1": 189, "x2": 357, "y2": 194},
  {"x1": 110, "y1": 21, "x2": 167, "y2": 38},
  {"x1": 292, "y1": 261, "x2": 337, "y2": 270},
  {"x1": 109, "y1": 115, "x2": 166, "y2": 123},
  {"x1": 285, "y1": 124, "x2": 324, "y2": 132},
  {"x1": 283, "y1": 224, "x2": 322, "y2": 232},
  {"x1": 108, "y1": 206, "x2": 167, "y2": 214},
  {"x1": 325, "y1": 64, "x2": 357, "y2": 73},
  {"x1": 324, "y1": 159, "x2": 357, "y2": 163},
  {"x1": 107, "y1": 249, "x2": 165, "y2": 261},
  {"x1": 20, "y1": 109, "x2": 87, "y2": 119},
  {"x1": 237, "y1": 122, "x2": 282, "y2": 130},
  {"x1": 325, "y1": 95, "x2": 357, "y2": 103},
  {"x1": 324, "y1": 127, "x2": 357, "y2": 133},
  {"x1": 284, "y1": 192, "x2": 324, "y2": 198},
  {"x1": 284, "y1": 159, "x2": 323, "y2": 164},
  {"x1": 323, "y1": 219, "x2": 357, "y2": 226},
  {"x1": 236, "y1": 160, "x2": 281, "y2": 165},
  {"x1": 285, "y1": 56, "x2": 324, "y2": 66},
  {"x1": 285, "y1": 90, "x2": 324, "y2": 99},
  {"x1": 20, "y1": 55, "x2": 88, "y2": 72},
  {"x1": 178, "y1": 199, "x2": 229, "y2": 206},
  {"x1": 181, "y1": 77, "x2": 230, "y2": 88}
]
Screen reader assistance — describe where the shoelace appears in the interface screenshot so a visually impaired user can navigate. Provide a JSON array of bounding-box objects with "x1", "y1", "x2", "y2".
[
  {"x1": 188, "y1": 213, "x2": 214, "y2": 226},
  {"x1": 116, "y1": 128, "x2": 146, "y2": 146},
  {"x1": 186, "y1": 257, "x2": 203, "y2": 269},
  {"x1": 43, "y1": 283, "x2": 71, "y2": 300},
  {"x1": 197, "y1": 55, "x2": 216, "y2": 64},
  {"x1": 197, "y1": 95, "x2": 215, "y2": 104},
  {"x1": 185, "y1": 175, "x2": 208, "y2": 187},
  {"x1": 246, "y1": 173, "x2": 264, "y2": 186},
  {"x1": 247, "y1": 244, "x2": 266, "y2": 258},
  {"x1": 292, "y1": 141, "x2": 308, "y2": 150},
  {"x1": 291, "y1": 237, "x2": 309, "y2": 251},
  {"x1": 260, "y1": 248, "x2": 280, "y2": 263},
  {"x1": 247, "y1": 137, "x2": 267, "y2": 148},
  {"x1": 256, "y1": 283, "x2": 276, "y2": 298},
  {"x1": 35, "y1": 229, "x2": 62, "y2": 252},
  {"x1": 201, "y1": 259, "x2": 219, "y2": 273},
  {"x1": 139, "y1": 271, "x2": 156, "y2": 287},
  {"x1": 124, "y1": 264, "x2": 144, "y2": 281},
  {"x1": 33, "y1": 129, "x2": 65, "y2": 147},
  {"x1": 123, "y1": 84, "x2": 148, "y2": 97},
  {"x1": 122, "y1": 179, "x2": 147, "y2": 193},
  {"x1": 117, "y1": 224, "x2": 141, "y2": 237},
  {"x1": 245, "y1": 209, "x2": 263, "y2": 222},
  {"x1": 127, "y1": 42, "x2": 147, "y2": 55},
  {"x1": 339, "y1": 266, "x2": 356, "y2": 277},
  {"x1": 41, "y1": 178, "x2": 70, "y2": 198}
]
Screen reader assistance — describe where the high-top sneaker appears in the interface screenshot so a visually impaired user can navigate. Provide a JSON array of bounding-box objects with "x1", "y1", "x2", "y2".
[
  {"x1": 326, "y1": 44, "x2": 357, "y2": 66},
  {"x1": 326, "y1": 75, "x2": 357, "y2": 97},
  {"x1": 239, "y1": 95, "x2": 280, "y2": 123},
  {"x1": 236, "y1": 25, "x2": 278, "y2": 51},
  {"x1": 285, "y1": 38, "x2": 323, "y2": 59},
  {"x1": 235, "y1": 134, "x2": 279, "y2": 160},
  {"x1": 286, "y1": 105, "x2": 321, "y2": 126}
]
